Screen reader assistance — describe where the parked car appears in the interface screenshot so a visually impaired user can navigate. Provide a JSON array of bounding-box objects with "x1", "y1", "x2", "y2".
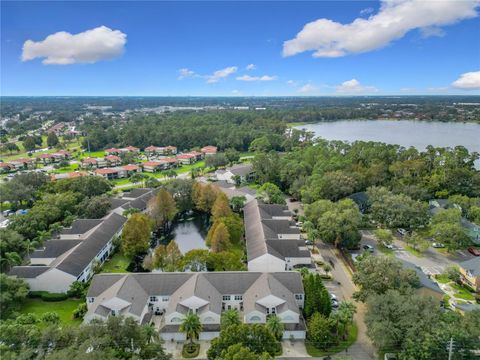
[
  {"x1": 331, "y1": 299, "x2": 339, "y2": 308},
  {"x1": 432, "y1": 242, "x2": 445, "y2": 248},
  {"x1": 2, "y1": 210, "x2": 14, "y2": 217},
  {"x1": 330, "y1": 293, "x2": 337, "y2": 301},
  {"x1": 305, "y1": 240, "x2": 313, "y2": 246},
  {"x1": 383, "y1": 242, "x2": 394, "y2": 250},
  {"x1": 363, "y1": 244, "x2": 374, "y2": 253},
  {"x1": 397, "y1": 228, "x2": 407, "y2": 236},
  {"x1": 467, "y1": 247, "x2": 480, "y2": 256}
]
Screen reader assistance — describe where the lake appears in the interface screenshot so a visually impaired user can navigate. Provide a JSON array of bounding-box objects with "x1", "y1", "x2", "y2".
[
  {"x1": 296, "y1": 120, "x2": 480, "y2": 154},
  {"x1": 164, "y1": 214, "x2": 209, "y2": 254}
]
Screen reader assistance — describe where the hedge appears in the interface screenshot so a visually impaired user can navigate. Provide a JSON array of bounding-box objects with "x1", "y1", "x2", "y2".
[{"x1": 28, "y1": 291, "x2": 68, "y2": 302}]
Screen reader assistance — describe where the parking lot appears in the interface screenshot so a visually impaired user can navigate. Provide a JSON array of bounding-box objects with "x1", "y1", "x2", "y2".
[{"x1": 357, "y1": 230, "x2": 476, "y2": 275}]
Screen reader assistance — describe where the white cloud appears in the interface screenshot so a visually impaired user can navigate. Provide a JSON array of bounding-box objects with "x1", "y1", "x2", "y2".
[
  {"x1": 206, "y1": 66, "x2": 238, "y2": 83},
  {"x1": 298, "y1": 84, "x2": 318, "y2": 94},
  {"x1": 236, "y1": 74, "x2": 277, "y2": 81},
  {"x1": 360, "y1": 7, "x2": 374, "y2": 16},
  {"x1": 452, "y1": 71, "x2": 480, "y2": 89},
  {"x1": 246, "y1": 64, "x2": 256, "y2": 71},
  {"x1": 177, "y1": 68, "x2": 196, "y2": 80},
  {"x1": 22, "y1": 26, "x2": 126, "y2": 65},
  {"x1": 283, "y1": 0, "x2": 479, "y2": 58},
  {"x1": 287, "y1": 80, "x2": 299, "y2": 87},
  {"x1": 336, "y1": 79, "x2": 378, "y2": 94}
]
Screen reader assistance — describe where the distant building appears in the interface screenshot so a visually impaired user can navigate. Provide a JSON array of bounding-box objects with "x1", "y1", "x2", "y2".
[
  {"x1": 144, "y1": 145, "x2": 177, "y2": 157},
  {"x1": 215, "y1": 163, "x2": 255, "y2": 184},
  {"x1": 201, "y1": 146, "x2": 218, "y2": 156},
  {"x1": 85, "y1": 271, "x2": 306, "y2": 340}
]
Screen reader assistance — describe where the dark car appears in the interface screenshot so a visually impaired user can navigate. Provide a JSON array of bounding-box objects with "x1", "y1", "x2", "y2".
[{"x1": 468, "y1": 247, "x2": 480, "y2": 256}]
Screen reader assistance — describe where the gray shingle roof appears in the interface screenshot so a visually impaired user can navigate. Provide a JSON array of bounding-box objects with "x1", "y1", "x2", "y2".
[
  {"x1": 87, "y1": 272, "x2": 303, "y2": 323},
  {"x1": 229, "y1": 163, "x2": 253, "y2": 177},
  {"x1": 123, "y1": 188, "x2": 152, "y2": 199},
  {"x1": 56, "y1": 213, "x2": 127, "y2": 276},
  {"x1": 60, "y1": 219, "x2": 102, "y2": 235},
  {"x1": 459, "y1": 257, "x2": 480, "y2": 277},
  {"x1": 31, "y1": 240, "x2": 82, "y2": 258},
  {"x1": 9, "y1": 266, "x2": 50, "y2": 278},
  {"x1": 244, "y1": 200, "x2": 302, "y2": 261}
]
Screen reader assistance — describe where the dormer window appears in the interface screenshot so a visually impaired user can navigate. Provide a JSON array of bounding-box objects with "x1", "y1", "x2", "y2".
[
  {"x1": 88, "y1": 297, "x2": 95, "y2": 303},
  {"x1": 222, "y1": 295, "x2": 231, "y2": 301},
  {"x1": 149, "y1": 296, "x2": 157, "y2": 302}
]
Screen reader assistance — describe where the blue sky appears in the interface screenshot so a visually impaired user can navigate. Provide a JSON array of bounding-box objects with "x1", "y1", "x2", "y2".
[{"x1": 1, "y1": 1, "x2": 479, "y2": 96}]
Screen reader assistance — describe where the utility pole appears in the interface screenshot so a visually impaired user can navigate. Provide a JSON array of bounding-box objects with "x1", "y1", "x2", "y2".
[{"x1": 448, "y1": 337, "x2": 454, "y2": 360}]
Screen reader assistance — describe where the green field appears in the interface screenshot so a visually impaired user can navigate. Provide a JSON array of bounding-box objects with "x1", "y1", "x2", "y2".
[
  {"x1": 77, "y1": 150, "x2": 106, "y2": 159},
  {"x1": 101, "y1": 253, "x2": 131, "y2": 273},
  {"x1": 19, "y1": 298, "x2": 83, "y2": 326},
  {"x1": 451, "y1": 283, "x2": 476, "y2": 301},
  {"x1": 52, "y1": 163, "x2": 80, "y2": 173},
  {"x1": 0, "y1": 137, "x2": 83, "y2": 162}
]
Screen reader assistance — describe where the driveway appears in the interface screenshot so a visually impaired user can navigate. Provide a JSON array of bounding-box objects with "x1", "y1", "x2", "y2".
[{"x1": 316, "y1": 242, "x2": 376, "y2": 360}]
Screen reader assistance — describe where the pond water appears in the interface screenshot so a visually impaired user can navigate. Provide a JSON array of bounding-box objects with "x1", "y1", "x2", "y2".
[
  {"x1": 296, "y1": 120, "x2": 480, "y2": 154},
  {"x1": 161, "y1": 214, "x2": 209, "y2": 254}
]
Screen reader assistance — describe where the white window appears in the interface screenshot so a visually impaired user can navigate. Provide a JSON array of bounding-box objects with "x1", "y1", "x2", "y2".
[
  {"x1": 271, "y1": 307, "x2": 276, "y2": 314},
  {"x1": 295, "y1": 294, "x2": 303, "y2": 300},
  {"x1": 250, "y1": 315, "x2": 261, "y2": 322},
  {"x1": 88, "y1": 297, "x2": 95, "y2": 303},
  {"x1": 171, "y1": 317, "x2": 182, "y2": 323},
  {"x1": 266, "y1": 308, "x2": 270, "y2": 314},
  {"x1": 223, "y1": 295, "x2": 231, "y2": 301},
  {"x1": 149, "y1": 296, "x2": 157, "y2": 302},
  {"x1": 234, "y1": 295, "x2": 243, "y2": 301}
]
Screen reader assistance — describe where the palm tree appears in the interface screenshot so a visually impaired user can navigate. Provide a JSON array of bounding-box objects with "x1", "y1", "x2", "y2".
[
  {"x1": 180, "y1": 311, "x2": 202, "y2": 345},
  {"x1": 144, "y1": 323, "x2": 160, "y2": 344},
  {"x1": 220, "y1": 309, "x2": 240, "y2": 330},
  {"x1": 266, "y1": 315, "x2": 284, "y2": 341},
  {"x1": 337, "y1": 301, "x2": 356, "y2": 339}
]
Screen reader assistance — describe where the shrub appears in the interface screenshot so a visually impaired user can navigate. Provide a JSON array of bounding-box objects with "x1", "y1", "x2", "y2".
[
  {"x1": 182, "y1": 343, "x2": 200, "y2": 358},
  {"x1": 41, "y1": 312, "x2": 60, "y2": 324},
  {"x1": 73, "y1": 303, "x2": 88, "y2": 319},
  {"x1": 28, "y1": 290, "x2": 67, "y2": 300}
]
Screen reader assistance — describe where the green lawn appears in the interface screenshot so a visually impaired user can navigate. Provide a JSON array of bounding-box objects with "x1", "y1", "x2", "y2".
[
  {"x1": 19, "y1": 298, "x2": 83, "y2": 326},
  {"x1": 404, "y1": 245, "x2": 424, "y2": 258},
  {"x1": 101, "y1": 253, "x2": 131, "y2": 273},
  {"x1": 451, "y1": 283, "x2": 476, "y2": 301},
  {"x1": 111, "y1": 178, "x2": 133, "y2": 186},
  {"x1": 76, "y1": 150, "x2": 105, "y2": 159},
  {"x1": 306, "y1": 323, "x2": 358, "y2": 356},
  {"x1": 378, "y1": 246, "x2": 394, "y2": 257},
  {"x1": 52, "y1": 163, "x2": 80, "y2": 173},
  {"x1": 434, "y1": 274, "x2": 451, "y2": 284},
  {"x1": 176, "y1": 160, "x2": 206, "y2": 174}
]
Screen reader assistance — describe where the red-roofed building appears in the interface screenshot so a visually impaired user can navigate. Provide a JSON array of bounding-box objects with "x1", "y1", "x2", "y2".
[
  {"x1": 82, "y1": 157, "x2": 108, "y2": 169},
  {"x1": 53, "y1": 150, "x2": 71, "y2": 159},
  {"x1": 51, "y1": 171, "x2": 87, "y2": 181},
  {"x1": 37, "y1": 153, "x2": 56, "y2": 164},
  {"x1": 105, "y1": 155, "x2": 121, "y2": 166},
  {"x1": 105, "y1": 148, "x2": 120, "y2": 155},
  {"x1": 120, "y1": 146, "x2": 140, "y2": 153},
  {"x1": 201, "y1": 146, "x2": 218, "y2": 156},
  {"x1": 0, "y1": 162, "x2": 13, "y2": 173},
  {"x1": 176, "y1": 153, "x2": 196, "y2": 165},
  {"x1": 122, "y1": 164, "x2": 141, "y2": 176},
  {"x1": 47, "y1": 122, "x2": 65, "y2": 135},
  {"x1": 142, "y1": 161, "x2": 164, "y2": 172},
  {"x1": 95, "y1": 167, "x2": 121, "y2": 180},
  {"x1": 8, "y1": 158, "x2": 33, "y2": 170}
]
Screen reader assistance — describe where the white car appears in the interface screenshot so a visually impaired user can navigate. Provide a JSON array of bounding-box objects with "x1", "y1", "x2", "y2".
[
  {"x1": 330, "y1": 293, "x2": 338, "y2": 301},
  {"x1": 432, "y1": 242, "x2": 445, "y2": 248},
  {"x1": 383, "y1": 242, "x2": 394, "y2": 250}
]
